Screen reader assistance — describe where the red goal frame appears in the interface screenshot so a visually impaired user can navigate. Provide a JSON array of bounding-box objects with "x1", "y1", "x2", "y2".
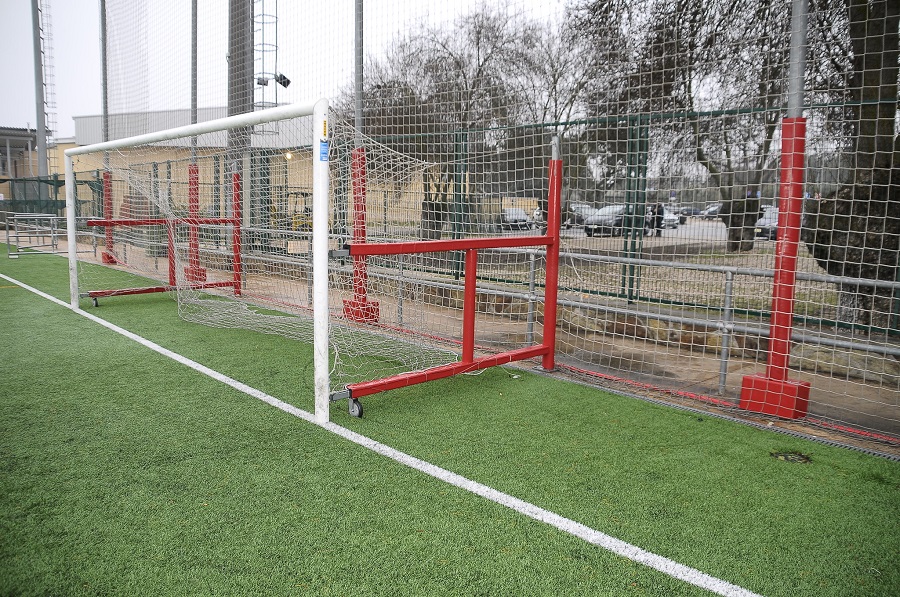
[{"x1": 341, "y1": 150, "x2": 563, "y2": 401}]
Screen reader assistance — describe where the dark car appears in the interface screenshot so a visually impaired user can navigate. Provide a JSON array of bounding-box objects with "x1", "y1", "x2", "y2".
[
  {"x1": 754, "y1": 207, "x2": 779, "y2": 240},
  {"x1": 500, "y1": 208, "x2": 531, "y2": 230},
  {"x1": 680, "y1": 206, "x2": 702, "y2": 218},
  {"x1": 584, "y1": 204, "x2": 627, "y2": 237}
]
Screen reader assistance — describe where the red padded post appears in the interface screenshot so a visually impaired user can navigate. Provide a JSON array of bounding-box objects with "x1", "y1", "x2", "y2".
[
  {"x1": 542, "y1": 157, "x2": 563, "y2": 371},
  {"x1": 740, "y1": 117, "x2": 810, "y2": 418},
  {"x1": 231, "y1": 171, "x2": 242, "y2": 296},
  {"x1": 343, "y1": 146, "x2": 380, "y2": 322},
  {"x1": 101, "y1": 171, "x2": 118, "y2": 264},
  {"x1": 185, "y1": 163, "x2": 207, "y2": 282}
]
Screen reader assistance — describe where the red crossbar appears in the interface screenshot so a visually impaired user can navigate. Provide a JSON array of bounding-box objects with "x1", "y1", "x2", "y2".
[{"x1": 348, "y1": 234, "x2": 551, "y2": 257}]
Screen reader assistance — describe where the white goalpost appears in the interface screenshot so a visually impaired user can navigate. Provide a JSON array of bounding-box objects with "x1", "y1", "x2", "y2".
[{"x1": 65, "y1": 99, "x2": 335, "y2": 422}]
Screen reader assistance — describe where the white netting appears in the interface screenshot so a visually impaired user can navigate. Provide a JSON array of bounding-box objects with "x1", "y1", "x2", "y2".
[{"x1": 69, "y1": 0, "x2": 899, "y2": 443}]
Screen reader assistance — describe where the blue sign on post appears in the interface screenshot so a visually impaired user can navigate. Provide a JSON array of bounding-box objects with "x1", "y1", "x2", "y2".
[{"x1": 319, "y1": 140, "x2": 329, "y2": 162}]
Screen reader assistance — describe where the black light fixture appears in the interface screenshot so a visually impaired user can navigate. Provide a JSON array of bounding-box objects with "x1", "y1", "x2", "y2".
[{"x1": 274, "y1": 73, "x2": 291, "y2": 88}]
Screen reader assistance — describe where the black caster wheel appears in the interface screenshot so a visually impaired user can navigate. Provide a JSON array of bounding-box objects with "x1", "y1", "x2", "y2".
[
  {"x1": 348, "y1": 398, "x2": 363, "y2": 418},
  {"x1": 92, "y1": 297, "x2": 99, "y2": 307}
]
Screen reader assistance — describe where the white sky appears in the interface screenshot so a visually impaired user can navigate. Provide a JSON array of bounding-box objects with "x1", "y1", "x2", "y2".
[
  {"x1": 0, "y1": 0, "x2": 565, "y2": 140},
  {"x1": 0, "y1": 0, "x2": 101, "y2": 139}
]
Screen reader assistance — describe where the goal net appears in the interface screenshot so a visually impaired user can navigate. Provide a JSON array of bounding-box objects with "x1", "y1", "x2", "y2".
[{"x1": 66, "y1": 101, "x2": 561, "y2": 421}]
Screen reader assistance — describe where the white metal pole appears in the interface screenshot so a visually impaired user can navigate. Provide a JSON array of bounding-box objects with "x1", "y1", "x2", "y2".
[
  {"x1": 65, "y1": 101, "x2": 319, "y2": 157},
  {"x1": 65, "y1": 154, "x2": 79, "y2": 308},
  {"x1": 312, "y1": 98, "x2": 331, "y2": 423}
]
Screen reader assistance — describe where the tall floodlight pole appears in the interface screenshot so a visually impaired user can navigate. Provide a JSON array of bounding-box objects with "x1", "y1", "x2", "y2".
[
  {"x1": 227, "y1": 0, "x2": 253, "y2": 230},
  {"x1": 740, "y1": 0, "x2": 810, "y2": 419},
  {"x1": 354, "y1": 0, "x2": 363, "y2": 142},
  {"x1": 31, "y1": 0, "x2": 49, "y2": 183},
  {"x1": 191, "y1": 0, "x2": 198, "y2": 159},
  {"x1": 100, "y1": 0, "x2": 109, "y2": 168}
]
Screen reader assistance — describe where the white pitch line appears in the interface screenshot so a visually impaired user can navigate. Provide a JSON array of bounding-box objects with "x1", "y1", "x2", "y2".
[{"x1": 2, "y1": 272, "x2": 762, "y2": 597}]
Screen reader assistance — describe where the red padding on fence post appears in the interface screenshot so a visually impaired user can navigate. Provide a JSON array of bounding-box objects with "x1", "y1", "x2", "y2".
[
  {"x1": 231, "y1": 171, "x2": 242, "y2": 296},
  {"x1": 541, "y1": 157, "x2": 563, "y2": 371},
  {"x1": 740, "y1": 117, "x2": 810, "y2": 419},
  {"x1": 101, "y1": 171, "x2": 118, "y2": 264},
  {"x1": 343, "y1": 146, "x2": 380, "y2": 323},
  {"x1": 185, "y1": 163, "x2": 207, "y2": 282},
  {"x1": 462, "y1": 248, "x2": 479, "y2": 364}
]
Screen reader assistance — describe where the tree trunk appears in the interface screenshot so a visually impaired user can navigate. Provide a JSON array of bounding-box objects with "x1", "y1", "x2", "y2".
[{"x1": 803, "y1": 0, "x2": 899, "y2": 329}]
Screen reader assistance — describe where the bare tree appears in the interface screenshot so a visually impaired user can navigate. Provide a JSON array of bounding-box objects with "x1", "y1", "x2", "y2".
[
  {"x1": 801, "y1": 0, "x2": 899, "y2": 328},
  {"x1": 570, "y1": 0, "x2": 792, "y2": 250}
]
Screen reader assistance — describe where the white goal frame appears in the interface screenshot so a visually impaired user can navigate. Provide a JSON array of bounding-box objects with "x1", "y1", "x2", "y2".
[{"x1": 64, "y1": 99, "x2": 334, "y2": 423}]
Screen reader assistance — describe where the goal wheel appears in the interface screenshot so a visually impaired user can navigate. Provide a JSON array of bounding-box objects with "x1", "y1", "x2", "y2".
[
  {"x1": 348, "y1": 398, "x2": 363, "y2": 418},
  {"x1": 92, "y1": 297, "x2": 99, "y2": 307}
]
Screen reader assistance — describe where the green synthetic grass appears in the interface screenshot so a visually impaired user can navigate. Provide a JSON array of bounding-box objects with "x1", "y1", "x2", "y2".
[{"x1": 2, "y1": 247, "x2": 899, "y2": 596}]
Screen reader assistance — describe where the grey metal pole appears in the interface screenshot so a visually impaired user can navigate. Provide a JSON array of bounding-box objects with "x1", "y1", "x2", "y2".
[
  {"x1": 100, "y1": 0, "x2": 110, "y2": 170},
  {"x1": 31, "y1": 0, "x2": 48, "y2": 180},
  {"x1": 718, "y1": 271, "x2": 734, "y2": 395},
  {"x1": 191, "y1": 0, "x2": 198, "y2": 160},
  {"x1": 354, "y1": 0, "x2": 363, "y2": 143},
  {"x1": 787, "y1": 0, "x2": 808, "y2": 118}
]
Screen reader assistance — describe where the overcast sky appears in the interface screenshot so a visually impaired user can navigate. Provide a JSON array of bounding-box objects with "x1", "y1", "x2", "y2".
[
  {"x1": 0, "y1": 0, "x2": 565, "y2": 141},
  {"x1": 0, "y1": 0, "x2": 101, "y2": 139}
]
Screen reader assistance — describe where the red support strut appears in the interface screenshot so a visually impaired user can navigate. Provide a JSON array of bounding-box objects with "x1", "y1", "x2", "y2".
[
  {"x1": 343, "y1": 146, "x2": 380, "y2": 322},
  {"x1": 342, "y1": 148, "x2": 563, "y2": 400},
  {"x1": 740, "y1": 117, "x2": 810, "y2": 419}
]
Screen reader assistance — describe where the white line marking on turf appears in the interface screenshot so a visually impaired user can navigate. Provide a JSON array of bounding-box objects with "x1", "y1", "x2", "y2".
[{"x1": 2, "y1": 272, "x2": 762, "y2": 597}]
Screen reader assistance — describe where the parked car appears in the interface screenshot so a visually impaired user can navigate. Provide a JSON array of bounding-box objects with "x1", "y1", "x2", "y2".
[
  {"x1": 700, "y1": 203, "x2": 722, "y2": 219},
  {"x1": 679, "y1": 206, "x2": 702, "y2": 218},
  {"x1": 500, "y1": 207, "x2": 531, "y2": 230},
  {"x1": 754, "y1": 207, "x2": 779, "y2": 240},
  {"x1": 563, "y1": 202, "x2": 593, "y2": 228},
  {"x1": 584, "y1": 204, "x2": 627, "y2": 237},
  {"x1": 663, "y1": 208, "x2": 680, "y2": 229},
  {"x1": 646, "y1": 207, "x2": 680, "y2": 233}
]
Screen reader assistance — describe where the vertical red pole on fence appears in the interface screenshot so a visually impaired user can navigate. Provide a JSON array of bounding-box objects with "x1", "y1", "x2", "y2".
[
  {"x1": 101, "y1": 170, "x2": 117, "y2": 264},
  {"x1": 185, "y1": 163, "x2": 207, "y2": 282},
  {"x1": 343, "y1": 146, "x2": 380, "y2": 322},
  {"x1": 231, "y1": 171, "x2": 242, "y2": 296},
  {"x1": 167, "y1": 223, "x2": 176, "y2": 286},
  {"x1": 462, "y1": 248, "x2": 479, "y2": 364},
  {"x1": 739, "y1": 117, "x2": 810, "y2": 419},
  {"x1": 541, "y1": 157, "x2": 562, "y2": 371}
]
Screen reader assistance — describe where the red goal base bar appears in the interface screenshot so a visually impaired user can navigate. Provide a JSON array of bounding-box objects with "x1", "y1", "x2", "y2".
[
  {"x1": 346, "y1": 344, "x2": 552, "y2": 399},
  {"x1": 84, "y1": 280, "x2": 238, "y2": 299}
]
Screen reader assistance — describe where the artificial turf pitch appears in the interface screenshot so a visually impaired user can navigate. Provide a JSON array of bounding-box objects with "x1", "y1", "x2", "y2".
[{"x1": 1, "y1": 247, "x2": 898, "y2": 596}]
